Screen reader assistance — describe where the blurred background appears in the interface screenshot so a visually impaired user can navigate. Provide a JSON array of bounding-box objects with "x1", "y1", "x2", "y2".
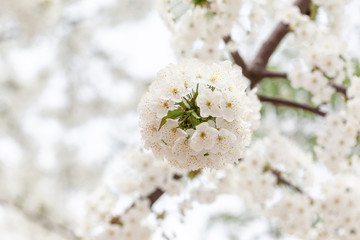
[{"x1": 0, "y1": 0, "x2": 360, "y2": 239}]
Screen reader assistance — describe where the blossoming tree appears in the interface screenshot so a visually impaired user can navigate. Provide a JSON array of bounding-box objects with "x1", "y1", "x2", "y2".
[{"x1": 1, "y1": 0, "x2": 360, "y2": 240}]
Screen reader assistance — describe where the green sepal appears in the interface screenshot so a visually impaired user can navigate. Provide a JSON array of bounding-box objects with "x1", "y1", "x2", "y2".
[
  {"x1": 187, "y1": 169, "x2": 202, "y2": 179},
  {"x1": 192, "y1": 0, "x2": 207, "y2": 7},
  {"x1": 190, "y1": 115, "x2": 200, "y2": 128},
  {"x1": 179, "y1": 113, "x2": 191, "y2": 127},
  {"x1": 191, "y1": 111, "x2": 200, "y2": 119},
  {"x1": 183, "y1": 97, "x2": 195, "y2": 108},
  {"x1": 157, "y1": 211, "x2": 167, "y2": 220},
  {"x1": 193, "y1": 84, "x2": 199, "y2": 106},
  {"x1": 310, "y1": 3, "x2": 319, "y2": 21}
]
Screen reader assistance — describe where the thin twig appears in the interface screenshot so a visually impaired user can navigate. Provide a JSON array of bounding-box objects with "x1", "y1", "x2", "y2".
[
  {"x1": 223, "y1": 36, "x2": 249, "y2": 76},
  {"x1": 258, "y1": 70, "x2": 348, "y2": 96},
  {"x1": 266, "y1": 166, "x2": 303, "y2": 194},
  {"x1": 261, "y1": 70, "x2": 287, "y2": 79},
  {"x1": 330, "y1": 82, "x2": 347, "y2": 96},
  {"x1": 258, "y1": 94, "x2": 326, "y2": 116}
]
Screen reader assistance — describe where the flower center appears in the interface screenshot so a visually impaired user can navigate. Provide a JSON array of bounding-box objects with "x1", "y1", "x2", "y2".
[{"x1": 200, "y1": 132, "x2": 207, "y2": 138}]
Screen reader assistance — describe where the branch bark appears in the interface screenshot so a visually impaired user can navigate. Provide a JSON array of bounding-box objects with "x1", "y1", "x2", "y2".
[
  {"x1": 224, "y1": 0, "x2": 311, "y2": 88},
  {"x1": 251, "y1": 0, "x2": 311, "y2": 69},
  {"x1": 256, "y1": 70, "x2": 348, "y2": 96},
  {"x1": 258, "y1": 94, "x2": 326, "y2": 116},
  {"x1": 266, "y1": 166, "x2": 303, "y2": 194}
]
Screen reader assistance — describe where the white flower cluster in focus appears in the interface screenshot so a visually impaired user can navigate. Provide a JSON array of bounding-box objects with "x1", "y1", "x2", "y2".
[{"x1": 138, "y1": 59, "x2": 261, "y2": 170}]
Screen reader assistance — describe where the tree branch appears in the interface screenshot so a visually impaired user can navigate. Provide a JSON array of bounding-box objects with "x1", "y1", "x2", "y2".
[
  {"x1": 265, "y1": 166, "x2": 303, "y2": 194},
  {"x1": 224, "y1": 0, "x2": 311, "y2": 88},
  {"x1": 258, "y1": 94, "x2": 326, "y2": 116},
  {"x1": 330, "y1": 82, "x2": 347, "y2": 96},
  {"x1": 251, "y1": 0, "x2": 311, "y2": 70},
  {"x1": 0, "y1": 198, "x2": 80, "y2": 240},
  {"x1": 223, "y1": 36, "x2": 249, "y2": 76},
  {"x1": 258, "y1": 70, "x2": 348, "y2": 96},
  {"x1": 261, "y1": 70, "x2": 287, "y2": 79}
]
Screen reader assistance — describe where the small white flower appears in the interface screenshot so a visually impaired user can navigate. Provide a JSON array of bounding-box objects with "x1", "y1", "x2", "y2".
[
  {"x1": 151, "y1": 97, "x2": 175, "y2": 119},
  {"x1": 210, "y1": 128, "x2": 236, "y2": 154},
  {"x1": 197, "y1": 88, "x2": 222, "y2": 117},
  {"x1": 190, "y1": 122, "x2": 218, "y2": 152},
  {"x1": 160, "y1": 119, "x2": 184, "y2": 146},
  {"x1": 220, "y1": 92, "x2": 245, "y2": 122},
  {"x1": 158, "y1": 67, "x2": 187, "y2": 102}
]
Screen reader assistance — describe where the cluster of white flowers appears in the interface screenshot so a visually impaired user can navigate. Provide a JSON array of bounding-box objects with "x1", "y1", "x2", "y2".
[
  {"x1": 0, "y1": 0, "x2": 61, "y2": 38},
  {"x1": 284, "y1": 0, "x2": 354, "y2": 105},
  {"x1": 114, "y1": 150, "x2": 183, "y2": 196},
  {"x1": 138, "y1": 59, "x2": 261, "y2": 170},
  {"x1": 313, "y1": 0, "x2": 346, "y2": 34},
  {"x1": 173, "y1": 132, "x2": 314, "y2": 213},
  {"x1": 347, "y1": 75, "x2": 360, "y2": 122},
  {"x1": 79, "y1": 187, "x2": 153, "y2": 240},
  {"x1": 312, "y1": 176, "x2": 360, "y2": 240},
  {"x1": 233, "y1": 132, "x2": 313, "y2": 207},
  {"x1": 315, "y1": 112, "x2": 359, "y2": 173},
  {"x1": 267, "y1": 176, "x2": 360, "y2": 240},
  {"x1": 269, "y1": 193, "x2": 313, "y2": 238},
  {"x1": 156, "y1": 0, "x2": 243, "y2": 59}
]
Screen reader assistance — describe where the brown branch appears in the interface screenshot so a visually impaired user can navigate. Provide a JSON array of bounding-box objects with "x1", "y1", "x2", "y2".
[
  {"x1": 0, "y1": 198, "x2": 80, "y2": 240},
  {"x1": 266, "y1": 166, "x2": 303, "y2": 194},
  {"x1": 250, "y1": 23, "x2": 290, "y2": 72},
  {"x1": 261, "y1": 70, "x2": 287, "y2": 79},
  {"x1": 258, "y1": 94, "x2": 326, "y2": 116},
  {"x1": 110, "y1": 173, "x2": 183, "y2": 226},
  {"x1": 330, "y1": 82, "x2": 347, "y2": 96},
  {"x1": 223, "y1": 36, "x2": 249, "y2": 76},
  {"x1": 146, "y1": 188, "x2": 165, "y2": 207},
  {"x1": 257, "y1": 70, "x2": 348, "y2": 96},
  {"x1": 224, "y1": 0, "x2": 311, "y2": 88},
  {"x1": 251, "y1": 0, "x2": 311, "y2": 70}
]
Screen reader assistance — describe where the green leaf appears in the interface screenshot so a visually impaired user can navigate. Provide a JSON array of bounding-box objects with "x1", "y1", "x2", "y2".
[
  {"x1": 176, "y1": 101, "x2": 187, "y2": 109},
  {"x1": 167, "y1": 109, "x2": 184, "y2": 119},
  {"x1": 192, "y1": 0, "x2": 207, "y2": 6},
  {"x1": 159, "y1": 109, "x2": 184, "y2": 130}
]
